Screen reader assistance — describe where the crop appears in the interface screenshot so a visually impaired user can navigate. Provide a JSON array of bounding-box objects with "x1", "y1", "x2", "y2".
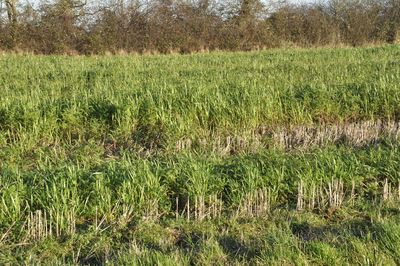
[{"x1": 0, "y1": 46, "x2": 400, "y2": 264}]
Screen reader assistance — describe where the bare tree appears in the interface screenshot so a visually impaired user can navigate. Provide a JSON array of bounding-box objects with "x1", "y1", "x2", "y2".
[{"x1": 0, "y1": 0, "x2": 398, "y2": 54}]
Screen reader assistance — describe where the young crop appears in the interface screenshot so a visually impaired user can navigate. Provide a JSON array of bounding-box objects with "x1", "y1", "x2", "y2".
[{"x1": 0, "y1": 46, "x2": 399, "y2": 264}]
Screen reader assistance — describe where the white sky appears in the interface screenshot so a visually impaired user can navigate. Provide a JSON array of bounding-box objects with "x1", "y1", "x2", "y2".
[{"x1": 6, "y1": 0, "x2": 323, "y2": 11}]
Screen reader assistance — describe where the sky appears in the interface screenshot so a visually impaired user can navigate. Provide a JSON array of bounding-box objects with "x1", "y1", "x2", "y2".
[
  {"x1": 3, "y1": 0, "x2": 322, "y2": 11},
  {"x1": 289, "y1": 0, "x2": 320, "y2": 3},
  {"x1": 23, "y1": 0, "x2": 322, "y2": 5}
]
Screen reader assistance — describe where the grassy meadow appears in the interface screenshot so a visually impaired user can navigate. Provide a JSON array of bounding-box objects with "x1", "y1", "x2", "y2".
[{"x1": 1, "y1": 46, "x2": 400, "y2": 264}]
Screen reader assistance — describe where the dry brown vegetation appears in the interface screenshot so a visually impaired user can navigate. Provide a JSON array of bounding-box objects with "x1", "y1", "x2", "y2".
[{"x1": 0, "y1": 0, "x2": 399, "y2": 54}]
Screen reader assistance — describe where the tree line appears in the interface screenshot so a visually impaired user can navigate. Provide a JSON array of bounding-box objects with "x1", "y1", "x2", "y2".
[{"x1": 0, "y1": 0, "x2": 399, "y2": 54}]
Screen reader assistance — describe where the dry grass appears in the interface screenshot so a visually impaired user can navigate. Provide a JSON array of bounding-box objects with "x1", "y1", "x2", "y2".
[{"x1": 175, "y1": 120, "x2": 400, "y2": 154}]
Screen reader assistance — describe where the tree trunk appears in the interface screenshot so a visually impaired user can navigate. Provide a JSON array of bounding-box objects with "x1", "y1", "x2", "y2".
[{"x1": 5, "y1": 0, "x2": 18, "y2": 24}]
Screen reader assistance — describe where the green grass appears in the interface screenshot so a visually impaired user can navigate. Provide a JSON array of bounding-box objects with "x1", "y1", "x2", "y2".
[{"x1": 0, "y1": 45, "x2": 400, "y2": 264}]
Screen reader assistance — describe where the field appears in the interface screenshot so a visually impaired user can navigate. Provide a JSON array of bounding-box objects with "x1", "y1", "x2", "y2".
[{"x1": 1, "y1": 46, "x2": 400, "y2": 264}]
